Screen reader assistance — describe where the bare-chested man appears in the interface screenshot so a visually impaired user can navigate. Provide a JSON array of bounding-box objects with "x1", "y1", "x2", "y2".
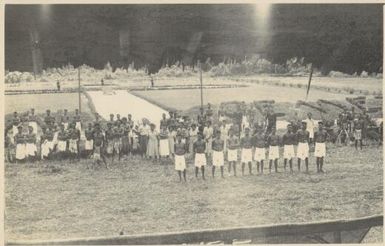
[
  {"x1": 253, "y1": 128, "x2": 266, "y2": 174},
  {"x1": 268, "y1": 127, "x2": 280, "y2": 173},
  {"x1": 240, "y1": 128, "x2": 253, "y2": 175},
  {"x1": 282, "y1": 125, "x2": 296, "y2": 172},
  {"x1": 314, "y1": 122, "x2": 328, "y2": 173},
  {"x1": 174, "y1": 134, "x2": 187, "y2": 182},
  {"x1": 193, "y1": 134, "x2": 206, "y2": 180},
  {"x1": 212, "y1": 131, "x2": 225, "y2": 178},
  {"x1": 227, "y1": 129, "x2": 239, "y2": 176},
  {"x1": 297, "y1": 122, "x2": 310, "y2": 172}
]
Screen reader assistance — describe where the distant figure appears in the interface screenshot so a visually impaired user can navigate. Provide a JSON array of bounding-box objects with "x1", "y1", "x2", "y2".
[
  {"x1": 101, "y1": 79, "x2": 104, "y2": 86},
  {"x1": 150, "y1": 76, "x2": 154, "y2": 87},
  {"x1": 56, "y1": 80, "x2": 61, "y2": 91}
]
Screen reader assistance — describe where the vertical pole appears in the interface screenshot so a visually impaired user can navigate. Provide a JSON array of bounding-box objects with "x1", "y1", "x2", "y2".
[
  {"x1": 78, "y1": 67, "x2": 81, "y2": 113},
  {"x1": 305, "y1": 63, "x2": 313, "y2": 101},
  {"x1": 199, "y1": 60, "x2": 203, "y2": 111}
]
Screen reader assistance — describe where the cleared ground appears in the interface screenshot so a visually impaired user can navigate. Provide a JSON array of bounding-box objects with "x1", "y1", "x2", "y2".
[
  {"x1": 5, "y1": 145, "x2": 382, "y2": 242},
  {"x1": 4, "y1": 78, "x2": 383, "y2": 243},
  {"x1": 5, "y1": 76, "x2": 382, "y2": 94},
  {"x1": 5, "y1": 93, "x2": 92, "y2": 116},
  {"x1": 133, "y1": 83, "x2": 352, "y2": 111}
]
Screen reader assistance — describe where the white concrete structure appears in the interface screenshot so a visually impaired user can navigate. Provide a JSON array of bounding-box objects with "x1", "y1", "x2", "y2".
[{"x1": 87, "y1": 90, "x2": 168, "y2": 130}]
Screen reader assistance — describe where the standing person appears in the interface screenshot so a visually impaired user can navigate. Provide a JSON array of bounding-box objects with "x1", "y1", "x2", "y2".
[
  {"x1": 92, "y1": 123, "x2": 108, "y2": 169},
  {"x1": 253, "y1": 128, "x2": 266, "y2": 174},
  {"x1": 131, "y1": 126, "x2": 140, "y2": 156},
  {"x1": 139, "y1": 119, "x2": 150, "y2": 158},
  {"x1": 159, "y1": 126, "x2": 170, "y2": 160},
  {"x1": 353, "y1": 115, "x2": 364, "y2": 150},
  {"x1": 189, "y1": 124, "x2": 199, "y2": 155},
  {"x1": 25, "y1": 126, "x2": 38, "y2": 162},
  {"x1": 205, "y1": 103, "x2": 213, "y2": 123},
  {"x1": 147, "y1": 123, "x2": 159, "y2": 161},
  {"x1": 105, "y1": 122, "x2": 115, "y2": 163},
  {"x1": 314, "y1": 122, "x2": 327, "y2": 173},
  {"x1": 347, "y1": 107, "x2": 355, "y2": 133},
  {"x1": 113, "y1": 121, "x2": 123, "y2": 162},
  {"x1": 61, "y1": 109, "x2": 68, "y2": 128},
  {"x1": 127, "y1": 114, "x2": 134, "y2": 129},
  {"x1": 14, "y1": 126, "x2": 26, "y2": 163},
  {"x1": 297, "y1": 122, "x2": 310, "y2": 172},
  {"x1": 41, "y1": 127, "x2": 54, "y2": 160},
  {"x1": 282, "y1": 125, "x2": 295, "y2": 172},
  {"x1": 11, "y1": 112, "x2": 21, "y2": 139},
  {"x1": 305, "y1": 113, "x2": 316, "y2": 144},
  {"x1": 68, "y1": 123, "x2": 80, "y2": 162},
  {"x1": 266, "y1": 108, "x2": 277, "y2": 135},
  {"x1": 219, "y1": 120, "x2": 229, "y2": 154},
  {"x1": 174, "y1": 134, "x2": 187, "y2": 182},
  {"x1": 193, "y1": 133, "x2": 206, "y2": 179},
  {"x1": 227, "y1": 129, "x2": 239, "y2": 176},
  {"x1": 168, "y1": 125, "x2": 176, "y2": 157},
  {"x1": 212, "y1": 131, "x2": 225, "y2": 178},
  {"x1": 362, "y1": 110, "x2": 370, "y2": 145},
  {"x1": 197, "y1": 107, "x2": 205, "y2": 127},
  {"x1": 56, "y1": 80, "x2": 61, "y2": 91},
  {"x1": 241, "y1": 112, "x2": 250, "y2": 132},
  {"x1": 28, "y1": 108, "x2": 38, "y2": 135},
  {"x1": 116, "y1": 114, "x2": 121, "y2": 123},
  {"x1": 203, "y1": 121, "x2": 214, "y2": 161},
  {"x1": 44, "y1": 110, "x2": 54, "y2": 128},
  {"x1": 109, "y1": 114, "x2": 115, "y2": 124},
  {"x1": 84, "y1": 123, "x2": 94, "y2": 158},
  {"x1": 56, "y1": 124, "x2": 68, "y2": 160},
  {"x1": 268, "y1": 128, "x2": 280, "y2": 173},
  {"x1": 240, "y1": 128, "x2": 253, "y2": 175},
  {"x1": 121, "y1": 118, "x2": 130, "y2": 159},
  {"x1": 74, "y1": 109, "x2": 82, "y2": 132},
  {"x1": 160, "y1": 113, "x2": 168, "y2": 130}
]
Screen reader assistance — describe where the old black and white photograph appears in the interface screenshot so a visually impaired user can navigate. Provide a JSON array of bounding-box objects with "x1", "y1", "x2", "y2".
[{"x1": 3, "y1": 1, "x2": 384, "y2": 245}]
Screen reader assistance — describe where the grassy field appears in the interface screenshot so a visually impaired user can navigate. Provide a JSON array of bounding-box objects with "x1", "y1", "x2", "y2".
[
  {"x1": 133, "y1": 83, "x2": 353, "y2": 111},
  {"x1": 234, "y1": 76, "x2": 383, "y2": 94},
  {"x1": 6, "y1": 75, "x2": 382, "y2": 94},
  {"x1": 5, "y1": 93, "x2": 92, "y2": 116},
  {"x1": 5, "y1": 145, "x2": 382, "y2": 242}
]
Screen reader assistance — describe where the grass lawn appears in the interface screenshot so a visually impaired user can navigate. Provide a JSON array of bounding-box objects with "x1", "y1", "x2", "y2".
[
  {"x1": 132, "y1": 83, "x2": 353, "y2": 111},
  {"x1": 5, "y1": 93, "x2": 92, "y2": 116},
  {"x1": 5, "y1": 145, "x2": 382, "y2": 242}
]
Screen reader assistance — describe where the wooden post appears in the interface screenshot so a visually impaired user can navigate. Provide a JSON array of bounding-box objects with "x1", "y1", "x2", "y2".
[
  {"x1": 78, "y1": 67, "x2": 81, "y2": 113},
  {"x1": 199, "y1": 60, "x2": 203, "y2": 112},
  {"x1": 305, "y1": 63, "x2": 313, "y2": 101}
]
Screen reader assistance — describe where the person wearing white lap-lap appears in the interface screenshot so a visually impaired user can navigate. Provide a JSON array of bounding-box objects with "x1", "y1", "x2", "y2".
[
  {"x1": 25, "y1": 126, "x2": 38, "y2": 162},
  {"x1": 240, "y1": 128, "x2": 253, "y2": 176},
  {"x1": 314, "y1": 122, "x2": 328, "y2": 173},
  {"x1": 174, "y1": 135, "x2": 187, "y2": 182},
  {"x1": 268, "y1": 127, "x2": 280, "y2": 173},
  {"x1": 14, "y1": 126, "x2": 26, "y2": 163},
  {"x1": 56, "y1": 124, "x2": 68, "y2": 160},
  {"x1": 193, "y1": 134, "x2": 206, "y2": 180},
  {"x1": 296, "y1": 122, "x2": 310, "y2": 173},
  {"x1": 212, "y1": 131, "x2": 225, "y2": 178},
  {"x1": 282, "y1": 125, "x2": 296, "y2": 173},
  {"x1": 252, "y1": 128, "x2": 266, "y2": 174},
  {"x1": 227, "y1": 130, "x2": 239, "y2": 176}
]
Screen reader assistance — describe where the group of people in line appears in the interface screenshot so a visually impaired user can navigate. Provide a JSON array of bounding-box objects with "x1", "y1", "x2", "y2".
[{"x1": 5, "y1": 101, "x2": 380, "y2": 181}]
